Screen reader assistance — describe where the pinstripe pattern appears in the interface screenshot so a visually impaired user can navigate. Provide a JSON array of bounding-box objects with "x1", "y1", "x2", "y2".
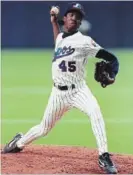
[
  {"x1": 17, "y1": 84, "x2": 108, "y2": 155},
  {"x1": 52, "y1": 32, "x2": 101, "y2": 87},
  {"x1": 17, "y1": 32, "x2": 108, "y2": 155},
  {"x1": 17, "y1": 87, "x2": 72, "y2": 147},
  {"x1": 72, "y1": 84, "x2": 107, "y2": 154}
]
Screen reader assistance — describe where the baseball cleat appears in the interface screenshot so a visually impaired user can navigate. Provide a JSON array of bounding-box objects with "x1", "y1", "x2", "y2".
[
  {"x1": 1, "y1": 133, "x2": 23, "y2": 154},
  {"x1": 99, "y1": 152, "x2": 117, "y2": 174}
]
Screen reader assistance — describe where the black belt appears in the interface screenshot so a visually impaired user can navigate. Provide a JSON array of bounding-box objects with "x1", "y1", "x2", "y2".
[{"x1": 54, "y1": 83, "x2": 75, "y2": 91}]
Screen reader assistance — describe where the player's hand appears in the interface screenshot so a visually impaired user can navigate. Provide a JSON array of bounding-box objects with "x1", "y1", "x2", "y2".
[{"x1": 50, "y1": 6, "x2": 60, "y2": 24}]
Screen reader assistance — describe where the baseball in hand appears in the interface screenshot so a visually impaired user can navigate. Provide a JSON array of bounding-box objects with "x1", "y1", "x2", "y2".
[{"x1": 50, "y1": 6, "x2": 60, "y2": 16}]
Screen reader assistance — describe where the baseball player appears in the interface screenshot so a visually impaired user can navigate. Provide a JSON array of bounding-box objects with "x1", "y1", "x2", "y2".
[{"x1": 2, "y1": 2, "x2": 119, "y2": 174}]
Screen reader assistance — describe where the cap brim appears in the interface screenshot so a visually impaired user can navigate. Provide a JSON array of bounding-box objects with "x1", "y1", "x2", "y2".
[{"x1": 65, "y1": 8, "x2": 85, "y2": 17}]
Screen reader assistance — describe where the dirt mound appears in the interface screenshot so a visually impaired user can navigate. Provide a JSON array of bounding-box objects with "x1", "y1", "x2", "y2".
[{"x1": 1, "y1": 145, "x2": 133, "y2": 174}]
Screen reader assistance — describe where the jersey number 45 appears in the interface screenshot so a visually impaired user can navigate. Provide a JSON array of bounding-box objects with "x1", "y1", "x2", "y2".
[{"x1": 59, "y1": 60, "x2": 76, "y2": 72}]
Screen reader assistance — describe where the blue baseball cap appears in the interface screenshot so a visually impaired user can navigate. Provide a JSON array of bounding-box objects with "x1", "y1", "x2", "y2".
[{"x1": 64, "y1": 2, "x2": 85, "y2": 18}]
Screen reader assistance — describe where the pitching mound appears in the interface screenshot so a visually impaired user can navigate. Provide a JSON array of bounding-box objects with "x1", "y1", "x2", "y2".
[{"x1": 1, "y1": 145, "x2": 133, "y2": 174}]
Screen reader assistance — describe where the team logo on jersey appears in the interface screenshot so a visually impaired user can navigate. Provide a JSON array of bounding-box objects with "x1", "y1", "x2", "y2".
[{"x1": 53, "y1": 46, "x2": 75, "y2": 62}]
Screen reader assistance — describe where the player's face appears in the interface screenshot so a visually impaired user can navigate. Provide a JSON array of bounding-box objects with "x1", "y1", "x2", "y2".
[{"x1": 63, "y1": 11, "x2": 82, "y2": 32}]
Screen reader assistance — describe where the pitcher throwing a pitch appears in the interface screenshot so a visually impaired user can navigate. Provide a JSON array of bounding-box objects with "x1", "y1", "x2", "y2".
[{"x1": 2, "y1": 2, "x2": 119, "y2": 174}]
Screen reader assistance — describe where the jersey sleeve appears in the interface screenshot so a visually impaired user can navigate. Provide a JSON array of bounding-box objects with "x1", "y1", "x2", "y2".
[
  {"x1": 55, "y1": 33, "x2": 63, "y2": 48},
  {"x1": 85, "y1": 36, "x2": 102, "y2": 57}
]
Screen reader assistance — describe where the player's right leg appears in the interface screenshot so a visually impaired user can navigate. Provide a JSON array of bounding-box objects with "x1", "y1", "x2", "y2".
[{"x1": 2, "y1": 87, "x2": 71, "y2": 153}]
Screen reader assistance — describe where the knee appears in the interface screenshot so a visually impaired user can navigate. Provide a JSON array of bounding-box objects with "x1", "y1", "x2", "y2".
[
  {"x1": 87, "y1": 104, "x2": 102, "y2": 119},
  {"x1": 38, "y1": 122, "x2": 53, "y2": 136},
  {"x1": 33, "y1": 124, "x2": 44, "y2": 137}
]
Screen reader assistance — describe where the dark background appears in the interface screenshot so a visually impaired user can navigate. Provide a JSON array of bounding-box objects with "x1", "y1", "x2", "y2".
[{"x1": 1, "y1": 1, "x2": 133, "y2": 48}]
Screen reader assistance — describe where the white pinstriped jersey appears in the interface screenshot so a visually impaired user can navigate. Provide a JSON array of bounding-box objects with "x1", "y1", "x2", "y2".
[{"x1": 52, "y1": 31, "x2": 102, "y2": 86}]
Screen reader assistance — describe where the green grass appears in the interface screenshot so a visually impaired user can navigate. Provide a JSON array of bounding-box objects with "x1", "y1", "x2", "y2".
[{"x1": 1, "y1": 49, "x2": 133, "y2": 154}]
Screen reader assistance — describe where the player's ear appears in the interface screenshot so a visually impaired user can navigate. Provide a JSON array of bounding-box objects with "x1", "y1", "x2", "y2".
[
  {"x1": 78, "y1": 18, "x2": 82, "y2": 25},
  {"x1": 78, "y1": 20, "x2": 81, "y2": 26},
  {"x1": 63, "y1": 16, "x2": 66, "y2": 22}
]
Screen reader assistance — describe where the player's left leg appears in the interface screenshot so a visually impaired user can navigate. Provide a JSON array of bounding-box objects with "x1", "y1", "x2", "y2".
[
  {"x1": 72, "y1": 84, "x2": 117, "y2": 174},
  {"x1": 73, "y1": 84, "x2": 108, "y2": 154}
]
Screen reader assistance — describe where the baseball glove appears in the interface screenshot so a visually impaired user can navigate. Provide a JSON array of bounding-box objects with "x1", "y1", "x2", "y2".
[{"x1": 94, "y1": 61, "x2": 115, "y2": 88}]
